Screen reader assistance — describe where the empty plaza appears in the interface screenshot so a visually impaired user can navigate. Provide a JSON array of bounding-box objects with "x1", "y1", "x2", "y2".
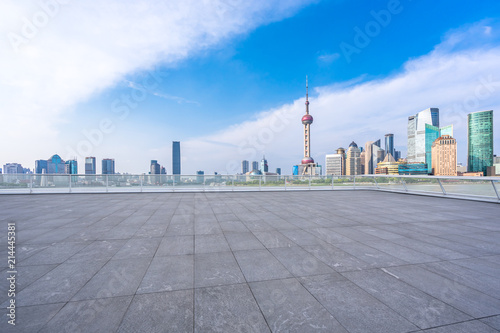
[{"x1": 1, "y1": 190, "x2": 500, "y2": 332}]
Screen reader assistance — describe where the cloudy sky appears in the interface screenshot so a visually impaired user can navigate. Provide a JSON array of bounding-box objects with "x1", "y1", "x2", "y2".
[{"x1": 2, "y1": 0, "x2": 500, "y2": 174}]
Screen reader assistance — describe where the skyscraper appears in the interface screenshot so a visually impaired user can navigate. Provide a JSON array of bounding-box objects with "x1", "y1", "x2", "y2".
[
  {"x1": 251, "y1": 161, "x2": 259, "y2": 171},
  {"x1": 102, "y1": 158, "x2": 115, "y2": 174},
  {"x1": 260, "y1": 156, "x2": 268, "y2": 173},
  {"x1": 346, "y1": 142, "x2": 362, "y2": 175},
  {"x1": 47, "y1": 154, "x2": 66, "y2": 174},
  {"x1": 431, "y1": 135, "x2": 457, "y2": 176},
  {"x1": 276, "y1": 168, "x2": 281, "y2": 175},
  {"x1": 3, "y1": 163, "x2": 24, "y2": 174},
  {"x1": 468, "y1": 110, "x2": 494, "y2": 174},
  {"x1": 85, "y1": 157, "x2": 96, "y2": 175},
  {"x1": 35, "y1": 160, "x2": 48, "y2": 174},
  {"x1": 172, "y1": 141, "x2": 181, "y2": 175},
  {"x1": 407, "y1": 108, "x2": 439, "y2": 163},
  {"x1": 325, "y1": 154, "x2": 343, "y2": 175},
  {"x1": 150, "y1": 160, "x2": 160, "y2": 174},
  {"x1": 241, "y1": 160, "x2": 249, "y2": 174},
  {"x1": 364, "y1": 140, "x2": 384, "y2": 175},
  {"x1": 65, "y1": 159, "x2": 78, "y2": 175},
  {"x1": 385, "y1": 134, "x2": 394, "y2": 158}
]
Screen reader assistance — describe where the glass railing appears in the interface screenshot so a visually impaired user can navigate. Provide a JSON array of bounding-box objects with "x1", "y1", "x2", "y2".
[{"x1": 0, "y1": 174, "x2": 498, "y2": 201}]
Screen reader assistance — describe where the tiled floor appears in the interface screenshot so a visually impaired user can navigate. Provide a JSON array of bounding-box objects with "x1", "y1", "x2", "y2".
[{"x1": 1, "y1": 191, "x2": 499, "y2": 332}]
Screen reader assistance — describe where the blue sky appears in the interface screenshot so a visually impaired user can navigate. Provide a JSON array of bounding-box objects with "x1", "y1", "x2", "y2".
[{"x1": 2, "y1": 0, "x2": 500, "y2": 174}]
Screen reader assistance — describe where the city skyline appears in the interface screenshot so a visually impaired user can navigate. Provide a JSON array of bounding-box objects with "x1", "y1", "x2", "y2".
[{"x1": 2, "y1": 1, "x2": 500, "y2": 174}]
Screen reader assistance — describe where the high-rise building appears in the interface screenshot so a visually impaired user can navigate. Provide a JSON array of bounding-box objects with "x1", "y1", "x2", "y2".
[
  {"x1": 172, "y1": 141, "x2": 181, "y2": 175},
  {"x1": 260, "y1": 156, "x2": 268, "y2": 173},
  {"x1": 150, "y1": 160, "x2": 161, "y2": 174},
  {"x1": 425, "y1": 124, "x2": 440, "y2": 172},
  {"x1": 346, "y1": 141, "x2": 361, "y2": 175},
  {"x1": 431, "y1": 135, "x2": 457, "y2": 176},
  {"x1": 35, "y1": 160, "x2": 48, "y2": 174},
  {"x1": 394, "y1": 150, "x2": 401, "y2": 161},
  {"x1": 65, "y1": 159, "x2": 78, "y2": 175},
  {"x1": 336, "y1": 148, "x2": 346, "y2": 175},
  {"x1": 3, "y1": 163, "x2": 24, "y2": 174},
  {"x1": 251, "y1": 161, "x2": 259, "y2": 171},
  {"x1": 407, "y1": 108, "x2": 439, "y2": 163},
  {"x1": 47, "y1": 154, "x2": 66, "y2": 174},
  {"x1": 364, "y1": 140, "x2": 384, "y2": 175},
  {"x1": 468, "y1": 110, "x2": 493, "y2": 174},
  {"x1": 385, "y1": 134, "x2": 394, "y2": 158},
  {"x1": 276, "y1": 168, "x2": 281, "y2": 175},
  {"x1": 102, "y1": 158, "x2": 115, "y2": 175},
  {"x1": 325, "y1": 154, "x2": 343, "y2": 175},
  {"x1": 360, "y1": 151, "x2": 366, "y2": 174},
  {"x1": 241, "y1": 160, "x2": 249, "y2": 174},
  {"x1": 85, "y1": 157, "x2": 96, "y2": 175}
]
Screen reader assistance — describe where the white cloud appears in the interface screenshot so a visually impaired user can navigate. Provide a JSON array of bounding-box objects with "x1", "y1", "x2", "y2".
[
  {"x1": 181, "y1": 21, "x2": 500, "y2": 174},
  {"x1": 0, "y1": 0, "x2": 313, "y2": 169}
]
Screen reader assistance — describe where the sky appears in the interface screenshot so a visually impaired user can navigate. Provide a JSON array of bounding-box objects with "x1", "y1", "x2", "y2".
[{"x1": 1, "y1": 0, "x2": 500, "y2": 174}]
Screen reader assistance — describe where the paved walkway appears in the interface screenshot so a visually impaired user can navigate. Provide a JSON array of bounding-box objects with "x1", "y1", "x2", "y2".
[{"x1": 1, "y1": 191, "x2": 499, "y2": 332}]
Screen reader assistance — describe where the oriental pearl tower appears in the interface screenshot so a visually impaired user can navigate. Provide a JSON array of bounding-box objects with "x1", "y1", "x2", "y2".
[{"x1": 301, "y1": 76, "x2": 316, "y2": 174}]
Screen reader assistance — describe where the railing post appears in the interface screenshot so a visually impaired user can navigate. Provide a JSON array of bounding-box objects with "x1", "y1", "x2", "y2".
[
  {"x1": 30, "y1": 174, "x2": 33, "y2": 194},
  {"x1": 437, "y1": 178, "x2": 446, "y2": 195},
  {"x1": 401, "y1": 178, "x2": 408, "y2": 192},
  {"x1": 309, "y1": 175, "x2": 311, "y2": 190},
  {"x1": 106, "y1": 175, "x2": 109, "y2": 193},
  {"x1": 203, "y1": 175, "x2": 206, "y2": 192},
  {"x1": 353, "y1": 176, "x2": 356, "y2": 190},
  {"x1": 172, "y1": 176, "x2": 175, "y2": 192},
  {"x1": 491, "y1": 180, "x2": 500, "y2": 200},
  {"x1": 373, "y1": 176, "x2": 379, "y2": 189},
  {"x1": 140, "y1": 177, "x2": 143, "y2": 193},
  {"x1": 68, "y1": 174, "x2": 71, "y2": 194},
  {"x1": 232, "y1": 176, "x2": 234, "y2": 192},
  {"x1": 331, "y1": 176, "x2": 334, "y2": 190},
  {"x1": 259, "y1": 176, "x2": 262, "y2": 191},
  {"x1": 284, "y1": 176, "x2": 287, "y2": 191}
]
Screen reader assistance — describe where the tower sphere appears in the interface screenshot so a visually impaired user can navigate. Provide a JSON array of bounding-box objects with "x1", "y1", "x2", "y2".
[
  {"x1": 301, "y1": 157, "x2": 315, "y2": 164},
  {"x1": 302, "y1": 114, "x2": 313, "y2": 125}
]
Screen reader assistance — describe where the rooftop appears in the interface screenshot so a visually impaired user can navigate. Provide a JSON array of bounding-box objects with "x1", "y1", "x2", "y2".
[{"x1": 2, "y1": 191, "x2": 500, "y2": 332}]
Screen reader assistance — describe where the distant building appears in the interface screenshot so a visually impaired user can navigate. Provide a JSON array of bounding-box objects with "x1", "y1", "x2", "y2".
[
  {"x1": 360, "y1": 151, "x2": 366, "y2": 175},
  {"x1": 251, "y1": 161, "x2": 259, "y2": 171},
  {"x1": 65, "y1": 159, "x2": 78, "y2": 175},
  {"x1": 276, "y1": 168, "x2": 281, "y2": 175},
  {"x1": 385, "y1": 134, "x2": 394, "y2": 158},
  {"x1": 325, "y1": 148, "x2": 345, "y2": 176},
  {"x1": 431, "y1": 135, "x2": 457, "y2": 176},
  {"x1": 407, "y1": 108, "x2": 439, "y2": 163},
  {"x1": 241, "y1": 160, "x2": 249, "y2": 174},
  {"x1": 375, "y1": 154, "x2": 399, "y2": 175},
  {"x1": 346, "y1": 142, "x2": 361, "y2": 176},
  {"x1": 35, "y1": 160, "x2": 48, "y2": 174},
  {"x1": 394, "y1": 150, "x2": 401, "y2": 161},
  {"x1": 398, "y1": 163, "x2": 428, "y2": 175},
  {"x1": 102, "y1": 158, "x2": 115, "y2": 175},
  {"x1": 260, "y1": 156, "x2": 268, "y2": 173},
  {"x1": 457, "y1": 163, "x2": 467, "y2": 174},
  {"x1": 85, "y1": 157, "x2": 96, "y2": 175},
  {"x1": 3, "y1": 163, "x2": 24, "y2": 174},
  {"x1": 150, "y1": 160, "x2": 161, "y2": 174},
  {"x1": 172, "y1": 141, "x2": 181, "y2": 175},
  {"x1": 47, "y1": 154, "x2": 66, "y2": 174},
  {"x1": 364, "y1": 140, "x2": 384, "y2": 175},
  {"x1": 468, "y1": 110, "x2": 493, "y2": 175}
]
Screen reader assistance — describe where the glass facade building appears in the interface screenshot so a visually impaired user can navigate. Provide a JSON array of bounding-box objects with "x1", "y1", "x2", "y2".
[
  {"x1": 172, "y1": 141, "x2": 181, "y2": 175},
  {"x1": 85, "y1": 157, "x2": 96, "y2": 175},
  {"x1": 468, "y1": 110, "x2": 494, "y2": 174},
  {"x1": 398, "y1": 163, "x2": 428, "y2": 175},
  {"x1": 48, "y1": 154, "x2": 66, "y2": 174},
  {"x1": 385, "y1": 134, "x2": 394, "y2": 158},
  {"x1": 241, "y1": 160, "x2": 249, "y2": 174},
  {"x1": 251, "y1": 161, "x2": 259, "y2": 171},
  {"x1": 102, "y1": 159, "x2": 115, "y2": 175},
  {"x1": 407, "y1": 108, "x2": 439, "y2": 163},
  {"x1": 425, "y1": 124, "x2": 440, "y2": 173}
]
